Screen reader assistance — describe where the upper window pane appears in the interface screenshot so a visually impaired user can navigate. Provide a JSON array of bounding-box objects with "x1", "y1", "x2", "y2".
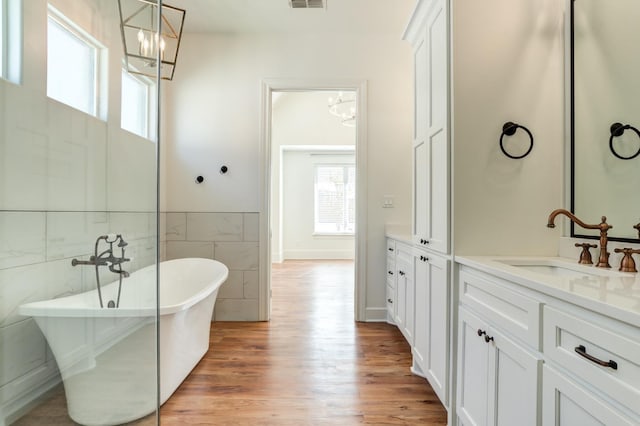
[
  {"x1": 121, "y1": 69, "x2": 150, "y2": 138},
  {"x1": 314, "y1": 165, "x2": 356, "y2": 235},
  {"x1": 47, "y1": 12, "x2": 97, "y2": 116}
]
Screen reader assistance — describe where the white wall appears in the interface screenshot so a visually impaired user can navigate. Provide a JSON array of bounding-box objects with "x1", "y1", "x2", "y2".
[
  {"x1": 0, "y1": 0, "x2": 159, "y2": 421},
  {"x1": 164, "y1": 27, "x2": 413, "y2": 320},
  {"x1": 452, "y1": 0, "x2": 566, "y2": 255},
  {"x1": 281, "y1": 150, "x2": 355, "y2": 260},
  {"x1": 271, "y1": 91, "x2": 355, "y2": 262}
]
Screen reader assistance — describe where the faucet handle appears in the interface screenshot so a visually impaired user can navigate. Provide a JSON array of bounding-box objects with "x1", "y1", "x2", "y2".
[
  {"x1": 613, "y1": 248, "x2": 640, "y2": 273},
  {"x1": 575, "y1": 243, "x2": 597, "y2": 265}
]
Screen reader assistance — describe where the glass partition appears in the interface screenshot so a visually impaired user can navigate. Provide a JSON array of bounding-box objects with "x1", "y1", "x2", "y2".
[{"x1": 1, "y1": 0, "x2": 159, "y2": 424}]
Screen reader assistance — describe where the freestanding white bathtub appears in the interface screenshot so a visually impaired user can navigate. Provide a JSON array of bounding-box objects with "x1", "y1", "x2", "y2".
[{"x1": 19, "y1": 258, "x2": 228, "y2": 426}]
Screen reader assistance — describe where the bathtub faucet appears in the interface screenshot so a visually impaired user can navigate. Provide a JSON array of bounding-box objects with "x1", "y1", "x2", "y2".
[{"x1": 71, "y1": 234, "x2": 131, "y2": 308}]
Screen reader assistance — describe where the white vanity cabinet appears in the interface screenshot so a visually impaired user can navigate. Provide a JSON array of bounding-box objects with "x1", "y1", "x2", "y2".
[
  {"x1": 386, "y1": 239, "x2": 397, "y2": 324},
  {"x1": 395, "y1": 242, "x2": 415, "y2": 345},
  {"x1": 406, "y1": 0, "x2": 450, "y2": 255},
  {"x1": 456, "y1": 269, "x2": 542, "y2": 426},
  {"x1": 456, "y1": 258, "x2": 640, "y2": 426},
  {"x1": 413, "y1": 249, "x2": 449, "y2": 405}
]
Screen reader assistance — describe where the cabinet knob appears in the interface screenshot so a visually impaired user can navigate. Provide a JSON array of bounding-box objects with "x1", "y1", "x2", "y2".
[
  {"x1": 398, "y1": 270, "x2": 405, "y2": 276},
  {"x1": 388, "y1": 270, "x2": 394, "y2": 275},
  {"x1": 477, "y1": 329, "x2": 486, "y2": 337},
  {"x1": 484, "y1": 335, "x2": 494, "y2": 343},
  {"x1": 387, "y1": 298, "x2": 393, "y2": 304},
  {"x1": 388, "y1": 247, "x2": 394, "y2": 252},
  {"x1": 420, "y1": 255, "x2": 429, "y2": 262}
]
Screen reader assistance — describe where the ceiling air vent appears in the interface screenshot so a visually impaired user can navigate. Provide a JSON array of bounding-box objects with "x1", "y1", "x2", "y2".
[{"x1": 289, "y1": 0, "x2": 325, "y2": 9}]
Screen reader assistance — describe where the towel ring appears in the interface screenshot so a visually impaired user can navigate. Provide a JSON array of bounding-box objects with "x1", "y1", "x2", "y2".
[
  {"x1": 609, "y1": 123, "x2": 640, "y2": 160},
  {"x1": 500, "y1": 122, "x2": 534, "y2": 159}
]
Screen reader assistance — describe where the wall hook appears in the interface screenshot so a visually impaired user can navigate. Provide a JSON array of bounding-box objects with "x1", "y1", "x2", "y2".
[
  {"x1": 609, "y1": 122, "x2": 640, "y2": 160},
  {"x1": 499, "y1": 122, "x2": 534, "y2": 159}
]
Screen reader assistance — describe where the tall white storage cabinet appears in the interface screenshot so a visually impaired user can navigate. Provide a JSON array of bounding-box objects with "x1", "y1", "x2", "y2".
[
  {"x1": 408, "y1": 0, "x2": 449, "y2": 255},
  {"x1": 403, "y1": 0, "x2": 451, "y2": 412}
]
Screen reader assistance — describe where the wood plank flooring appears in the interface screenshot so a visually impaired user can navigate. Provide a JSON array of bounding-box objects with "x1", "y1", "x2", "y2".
[{"x1": 14, "y1": 260, "x2": 447, "y2": 425}]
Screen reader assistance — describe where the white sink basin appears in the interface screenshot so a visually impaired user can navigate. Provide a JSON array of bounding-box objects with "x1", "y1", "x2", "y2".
[{"x1": 494, "y1": 259, "x2": 624, "y2": 278}]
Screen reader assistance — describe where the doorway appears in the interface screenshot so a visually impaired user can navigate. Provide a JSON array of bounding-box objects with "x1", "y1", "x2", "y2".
[{"x1": 259, "y1": 80, "x2": 368, "y2": 321}]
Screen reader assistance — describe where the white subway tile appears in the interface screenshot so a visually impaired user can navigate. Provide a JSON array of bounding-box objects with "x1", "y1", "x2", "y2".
[
  {"x1": 186, "y1": 213, "x2": 242, "y2": 242},
  {"x1": 165, "y1": 213, "x2": 186, "y2": 241},
  {"x1": 0, "y1": 212, "x2": 46, "y2": 269}
]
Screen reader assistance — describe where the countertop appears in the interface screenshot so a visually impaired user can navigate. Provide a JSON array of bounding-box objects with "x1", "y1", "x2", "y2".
[{"x1": 456, "y1": 255, "x2": 640, "y2": 328}]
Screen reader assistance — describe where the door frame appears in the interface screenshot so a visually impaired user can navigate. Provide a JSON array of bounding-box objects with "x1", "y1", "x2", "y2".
[{"x1": 259, "y1": 78, "x2": 368, "y2": 321}]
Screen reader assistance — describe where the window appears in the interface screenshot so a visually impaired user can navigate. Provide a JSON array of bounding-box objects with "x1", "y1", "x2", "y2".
[
  {"x1": 47, "y1": 6, "x2": 103, "y2": 117},
  {"x1": 0, "y1": 0, "x2": 21, "y2": 83},
  {"x1": 314, "y1": 165, "x2": 356, "y2": 234},
  {"x1": 121, "y1": 68, "x2": 156, "y2": 139}
]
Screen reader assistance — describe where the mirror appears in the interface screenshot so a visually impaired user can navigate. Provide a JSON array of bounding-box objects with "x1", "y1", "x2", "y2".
[{"x1": 571, "y1": 0, "x2": 640, "y2": 241}]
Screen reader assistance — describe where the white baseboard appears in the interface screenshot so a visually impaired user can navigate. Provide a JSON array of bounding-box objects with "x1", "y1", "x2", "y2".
[
  {"x1": 283, "y1": 249, "x2": 355, "y2": 260},
  {"x1": 364, "y1": 307, "x2": 388, "y2": 322}
]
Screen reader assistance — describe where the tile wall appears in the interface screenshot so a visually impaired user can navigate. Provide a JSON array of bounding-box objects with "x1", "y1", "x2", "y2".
[{"x1": 163, "y1": 212, "x2": 260, "y2": 321}]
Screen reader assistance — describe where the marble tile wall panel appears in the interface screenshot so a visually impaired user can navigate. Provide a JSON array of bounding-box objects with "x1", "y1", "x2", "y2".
[
  {"x1": 165, "y1": 212, "x2": 186, "y2": 241},
  {"x1": 243, "y1": 213, "x2": 259, "y2": 242},
  {"x1": 0, "y1": 212, "x2": 46, "y2": 270},
  {"x1": 243, "y1": 270, "x2": 260, "y2": 299},
  {"x1": 46, "y1": 212, "x2": 108, "y2": 261},
  {"x1": 213, "y1": 299, "x2": 259, "y2": 322},
  {"x1": 165, "y1": 241, "x2": 214, "y2": 260},
  {"x1": 0, "y1": 319, "x2": 47, "y2": 385},
  {"x1": 214, "y1": 242, "x2": 259, "y2": 271},
  {"x1": 186, "y1": 213, "x2": 243, "y2": 242},
  {"x1": 217, "y1": 271, "x2": 243, "y2": 299}
]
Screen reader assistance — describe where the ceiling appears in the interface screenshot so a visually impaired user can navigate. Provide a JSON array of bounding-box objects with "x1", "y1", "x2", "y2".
[{"x1": 167, "y1": 0, "x2": 415, "y2": 35}]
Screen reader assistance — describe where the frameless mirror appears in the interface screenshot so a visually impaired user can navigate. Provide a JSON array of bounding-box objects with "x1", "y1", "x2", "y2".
[{"x1": 571, "y1": 0, "x2": 640, "y2": 241}]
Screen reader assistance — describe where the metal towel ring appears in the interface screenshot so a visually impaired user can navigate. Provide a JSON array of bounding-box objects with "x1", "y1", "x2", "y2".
[
  {"x1": 499, "y1": 122, "x2": 534, "y2": 159},
  {"x1": 609, "y1": 123, "x2": 640, "y2": 160}
]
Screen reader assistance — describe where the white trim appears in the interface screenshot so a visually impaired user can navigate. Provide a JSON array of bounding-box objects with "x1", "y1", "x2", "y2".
[
  {"x1": 259, "y1": 78, "x2": 368, "y2": 322},
  {"x1": 364, "y1": 307, "x2": 388, "y2": 322},
  {"x1": 283, "y1": 249, "x2": 354, "y2": 260}
]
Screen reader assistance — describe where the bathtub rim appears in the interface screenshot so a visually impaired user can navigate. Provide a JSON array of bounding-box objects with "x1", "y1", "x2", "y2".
[{"x1": 18, "y1": 258, "x2": 229, "y2": 318}]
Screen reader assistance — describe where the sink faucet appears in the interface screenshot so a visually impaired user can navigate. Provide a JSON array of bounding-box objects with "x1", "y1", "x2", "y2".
[{"x1": 547, "y1": 209, "x2": 612, "y2": 268}]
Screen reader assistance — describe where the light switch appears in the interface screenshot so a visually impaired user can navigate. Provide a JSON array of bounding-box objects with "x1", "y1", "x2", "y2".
[{"x1": 383, "y1": 196, "x2": 394, "y2": 208}]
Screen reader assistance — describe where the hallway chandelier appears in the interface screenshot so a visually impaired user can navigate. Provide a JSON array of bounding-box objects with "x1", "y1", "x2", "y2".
[
  {"x1": 328, "y1": 92, "x2": 356, "y2": 128},
  {"x1": 117, "y1": 0, "x2": 186, "y2": 81}
]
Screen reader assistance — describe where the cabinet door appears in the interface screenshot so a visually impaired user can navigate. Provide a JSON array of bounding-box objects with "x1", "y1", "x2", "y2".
[
  {"x1": 411, "y1": 0, "x2": 449, "y2": 254},
  {"x1": 488, "y1": 328, "x2": 542, "y2": 426},
  {"x1": 457, "y1": 307, "x2": 491, "y2": 426},
  {"x1": 398, "y1": 263, "x2": 415, "y2": 345},
  {"x1": 414, "y1": 251, "x2": 449, "y2": 405},
  {"x1": 542, "y1": 365, "x2": 637, "y2": 426}
]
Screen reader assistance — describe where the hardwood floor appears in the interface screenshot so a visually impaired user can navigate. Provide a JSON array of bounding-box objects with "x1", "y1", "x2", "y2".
[
  {"x1": 161, "y1": 260, "x2": 447, "y2": 425},
  {"x1": 14, "y1": 260, "x2": 447, "y2": 425}
]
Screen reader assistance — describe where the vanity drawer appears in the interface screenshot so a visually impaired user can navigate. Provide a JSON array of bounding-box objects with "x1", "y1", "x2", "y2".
[
  {"x1": 459, "y1": 269, "x2": 541, "y2": 349},
  {"x1": 543, "y1": 306, "x2": 640, "y2": 416},
  {"x1": 386, "y1": 239, "x2": 396, "y2": 256}
]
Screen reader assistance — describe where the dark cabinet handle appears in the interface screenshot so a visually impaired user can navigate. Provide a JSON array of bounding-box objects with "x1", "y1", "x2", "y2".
[
  {"x1": 575, "y1": 345, "x2": 618, "y2": 370},
  {"x1": 419, "y1": 238, "x2": 430, "y2": 245},
  {"x1": 398, "y1": 270, "x2": 405, "y2": 276},
  {"x1": 477, "y1": 329, "x2": 486, "y2": 337},
  {"x1": 388, "y1": 248, "x2": 394, "y2": 252},
  {"x1": 388, "y1": 270, "x2": 394, "y2": 275},
  {"x1": 484, "y1": 335, "x2": 494, "y2": 343},
  {"x1": 419, "y1": 255, "x2": 429, "y2": 262},
  {"x1": 387, "y1": 298, "x2": 393, "y2": 304}
]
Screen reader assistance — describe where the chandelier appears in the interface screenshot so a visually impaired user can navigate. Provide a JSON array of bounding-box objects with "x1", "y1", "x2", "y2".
[
  {"x1": 328, "y1": 92, "x2": 356, "y2": 128},
  {"x1": 117, "y1": 0, "x2": 186, "y2": 81}
]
